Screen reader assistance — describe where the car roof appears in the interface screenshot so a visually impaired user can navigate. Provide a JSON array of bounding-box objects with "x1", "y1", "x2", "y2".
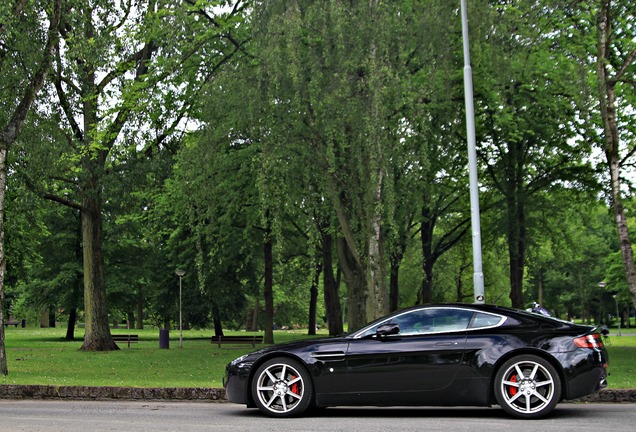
[{"x1": 391, "y1": 303, "x2": 592, "y2": 330}]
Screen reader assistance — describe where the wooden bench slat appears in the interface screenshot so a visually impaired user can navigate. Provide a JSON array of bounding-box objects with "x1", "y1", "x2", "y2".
[
  {"x1": 210, "y1": 335, "x2": 264, "y2": 348},
  {"x1": 112, "y1": 334, "x2": 139, "y2": 348}
]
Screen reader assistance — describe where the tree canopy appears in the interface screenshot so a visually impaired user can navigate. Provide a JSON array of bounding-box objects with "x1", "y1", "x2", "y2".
[{"x1": 2, "y1": 0, "x2": 636, "y2": 372}]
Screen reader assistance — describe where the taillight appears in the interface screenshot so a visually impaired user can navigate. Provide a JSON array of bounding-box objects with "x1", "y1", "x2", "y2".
[{"x1": 573, "y1": 334, "x2": 604, "y2": 349}]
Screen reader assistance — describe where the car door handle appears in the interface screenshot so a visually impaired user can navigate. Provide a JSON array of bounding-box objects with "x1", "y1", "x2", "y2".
[{"x1": 435, "y1": 342, "x2": 458, "y2": 346}]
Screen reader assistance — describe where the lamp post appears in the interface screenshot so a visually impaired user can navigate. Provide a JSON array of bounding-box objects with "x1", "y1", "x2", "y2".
[
  {"x1": 460, "y1": 0, "x2": 485, "y2": 304},
  {"x1": 598, "y1": 282, "x2": 606, "y2": 325},
  {"x1": 175, "y1": 269, "x2": 186, "y2": 348},
  {"x1": 613, "y1": 294, "x2": 621, "y2": 336}
]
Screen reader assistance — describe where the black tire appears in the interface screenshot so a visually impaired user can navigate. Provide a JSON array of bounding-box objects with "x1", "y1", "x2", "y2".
[
  {"x1": 251, "y1": 357, "x2": 313, "y2": 418},
  {"x1": 494, "y1": 354, "x2": 562, "y2": 419}
]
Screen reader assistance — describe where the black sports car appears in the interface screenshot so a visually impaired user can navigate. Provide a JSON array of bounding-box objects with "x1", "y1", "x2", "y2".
[{"x1": 224, "y1": 304, "x2": 609, "y2": 419}]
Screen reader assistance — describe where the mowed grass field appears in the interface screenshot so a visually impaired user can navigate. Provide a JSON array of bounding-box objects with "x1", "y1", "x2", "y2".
[
  {"x1": 0, "y1": 328, "x2": 322, "y2": 388},
  {"x1": 1, "y1": 327, "x2": 634, "y2": 389}
]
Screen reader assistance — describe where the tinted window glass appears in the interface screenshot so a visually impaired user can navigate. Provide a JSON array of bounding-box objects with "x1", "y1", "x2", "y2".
[
  {"x1": 420, "y1": 309, "x2": 473, "y2": 333},
  {"x1": 360, "y1": 308, "x2": 474, "y2": 336},
  {"x1": 469, "y1": 312, "x2": 504, "y2": 329}
]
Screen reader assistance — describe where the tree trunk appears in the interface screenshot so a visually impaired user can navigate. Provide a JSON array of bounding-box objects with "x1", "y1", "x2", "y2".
[
  {"x1": 596, "y1": 0, "x2": 636, "y2": 312},
  {"x1": 418, "y1": 208, "x2": 435, "y2": 304},
  {"x1": 366, "y1": 0, "x2": 388, "y2": 321},
  {"x1": 604, "y1": 129, "x2": 636, "y2": 312},
  {"x1": 389, "y1": 251, "x2": 403, "y2": 312},
  {"x1": 456, "y1": 259, "x2": 471, "y2": 303},
  {"x1": 66, "y1": 308, "x2": 78, "y2": 341},
  {"x1": 263, "y1": 215, "x2": 274, "y2": 344},
  {"x1": 537, "y1": 269, "x2": 544, "y2": 306},
  {"x1": 506, "y1": 182, "x2": 526, "y2": 309},
  {"x1": 40, "y1": 309, "x2": 48, "y2": 328},
  {"x1": 322, "y1": 231, "x2": 343, "y2": 336},
  {"x1": 508, "y1": 231, "x2": 525, "y2": 309},
  {"x1": 419, "y1": 257, "x2": 435, "y2": 305},
  {"x1": 0, "y1": 139, "x2": 9, "y2": 376},
  {"x1": 212, "y1": 304, "x2": 224, "y2": 337},
  {"x1": 456, "y1": 270, "x2": 464, "y2": 303},
  {"x1": 80, "y1": 189, "x2": 117, "y2": 351},
  {"x1": 579, "y1": 273, "x2": 589, "y2": 324},
  {"x1": 308, "y1": 262, "x2": 321, "y2": 335},
  {"x1": 126, "y1": 311, "x2": 135, "y2": 329},
  {"x1": 368, "y1": 209, "x2": 388, "y2": 319},
  {"x1": 48, "y1": 308, "x2": 56, "y2": 328},
  {"x1": 328, "y1": 182, "x2": 370, "y2": 330},
  {"x1": 136, "y1": 287, "x2": 144, "y2": 329},
  {"x1": 250, "y1": 296, "x2": 259, "y2": 332},
  {"x1": 337, "y1": 237, "x2": 368, "y2": 331},
  {"x1": 75, "y1": 37, "x2": 117, "y2": 350}
]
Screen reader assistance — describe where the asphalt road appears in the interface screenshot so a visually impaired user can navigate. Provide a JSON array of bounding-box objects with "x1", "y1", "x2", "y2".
[{"x1": 1, "y1": 400, "x2": 634, "y2": 432}]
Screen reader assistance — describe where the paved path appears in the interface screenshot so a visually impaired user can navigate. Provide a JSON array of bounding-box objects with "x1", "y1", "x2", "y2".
[{"x1": 1, "y1": 400, "x2": 635, "y2": 432}]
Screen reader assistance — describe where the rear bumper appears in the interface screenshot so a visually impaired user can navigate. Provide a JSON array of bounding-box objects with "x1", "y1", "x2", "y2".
[
  {"x1": 566, "y1": 365, "x2": 608, "y2": 400},
  {"x1": 559, "y1": 348, "x2": 609, "y2": 400}
]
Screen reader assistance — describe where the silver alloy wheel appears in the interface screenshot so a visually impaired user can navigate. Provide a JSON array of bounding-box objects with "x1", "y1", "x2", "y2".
[
  {"x1": 254, "y1": 361, "x2": 305, "y2": 415},
  {"x1": 499, "y1": 359, "x2": 556, "y2": 415}
]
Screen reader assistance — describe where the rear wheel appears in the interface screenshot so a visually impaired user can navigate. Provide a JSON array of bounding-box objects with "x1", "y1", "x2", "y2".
[
  {"x1": 494, "y1": 354, "x2": 561, "y2": 419},
  {"x1": 251, "y1": 357, "x2": 313, "y2": 417}
]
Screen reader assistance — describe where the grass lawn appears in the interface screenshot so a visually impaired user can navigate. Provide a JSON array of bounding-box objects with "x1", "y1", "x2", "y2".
[
  {"x1": 1, "y1": 326, "x2": 634, "y2": 389},
  {"x1": 603, "y1": 332, "x2": 636, "y2": 389},
  {"x1": 1, "y1": 327, "x2": 323, "y2": 388}
]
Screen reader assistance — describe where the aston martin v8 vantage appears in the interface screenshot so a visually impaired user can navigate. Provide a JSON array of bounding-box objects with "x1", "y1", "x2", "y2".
[{"x1": 224, "y1": 304, "x2": 608, "y2": 419}]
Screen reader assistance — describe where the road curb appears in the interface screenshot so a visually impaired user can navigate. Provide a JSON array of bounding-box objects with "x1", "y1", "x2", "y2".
[
  {"x1": 1, "y1": 385, "x2": 635, "y2": 403},
  {"x1": 0, "y1": 385, "x2": 225, "y2": 401},
  {"x1": 574, "y1": 388, "x2": 636, "y2": 403}
]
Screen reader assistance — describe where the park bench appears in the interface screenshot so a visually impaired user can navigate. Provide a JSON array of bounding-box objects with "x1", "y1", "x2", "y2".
[
  {"x1": 211, "y1": 334, "x2": 263, "y2": 348},
  {"x1": 3, "y1": 319, "x2": 20, "y2": 327},
  {"x1": 112, "y1": 334, "x2": 139, "y2": 348}
]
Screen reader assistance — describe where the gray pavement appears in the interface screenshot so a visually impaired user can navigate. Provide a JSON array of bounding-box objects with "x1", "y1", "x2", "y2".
[{"x1": 1, "y1": 400, "x2": 635, "y2": 432}]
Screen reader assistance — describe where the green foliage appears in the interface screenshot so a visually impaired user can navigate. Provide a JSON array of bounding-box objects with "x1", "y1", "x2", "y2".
[
  {"x1": 4, "y1": 0, "x2": 636, "y2": 344},
  {"x1": 154, "y1": 109, "x2": 264, "y2": 328},
  {"x1": 468, "y1": 0, "x2": 600, "y2": 306},
  {"x1": 273, "y1": 256, "x2": 326, "y2": 328},
  {"x1": 524, "y1": 199, "x2": 615, "y2": 321}
]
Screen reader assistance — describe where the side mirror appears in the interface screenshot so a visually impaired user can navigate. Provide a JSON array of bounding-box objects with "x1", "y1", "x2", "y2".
[{"x1": 376, "y1": 323, "x2": 400, "y2": 337}]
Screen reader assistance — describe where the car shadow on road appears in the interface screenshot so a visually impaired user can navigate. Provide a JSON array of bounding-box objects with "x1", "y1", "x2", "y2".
[
  {"x1": 227, "y1": 406, "x2": 501, "y2": 419},
  {"x1": 226, "y1": 404, "x2": 598, "y2": 420}
]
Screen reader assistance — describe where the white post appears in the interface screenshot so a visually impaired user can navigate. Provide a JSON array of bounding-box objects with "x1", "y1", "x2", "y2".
[{"x1": 175, "y1": 269, "x2": 186, "y2": 348}]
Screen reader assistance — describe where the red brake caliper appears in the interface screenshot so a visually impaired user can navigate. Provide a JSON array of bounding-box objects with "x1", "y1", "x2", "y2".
[
  {"x1": 290, "y1": 375, "x2": 300, "y2": 395},
  {"x1": 509, "y1": 374, "x2": 518, "y2": 396}
]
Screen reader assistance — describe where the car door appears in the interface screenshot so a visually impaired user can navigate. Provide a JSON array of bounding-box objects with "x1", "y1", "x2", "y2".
[{"x1": 344, "y1": 307, "x2": 473, "y2": 405}]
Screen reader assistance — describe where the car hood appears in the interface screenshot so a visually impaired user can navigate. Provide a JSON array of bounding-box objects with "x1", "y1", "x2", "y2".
[{"x1": 234, "y1": 336, "x2": 349, "y2": 362}]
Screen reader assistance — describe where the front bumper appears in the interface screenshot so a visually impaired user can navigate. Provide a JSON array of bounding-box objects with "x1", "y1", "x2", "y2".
[{"x1": 224, "y1": 362, "x2": 253, "y2": 405}]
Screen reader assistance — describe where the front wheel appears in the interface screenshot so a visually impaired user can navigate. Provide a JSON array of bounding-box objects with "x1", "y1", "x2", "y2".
[
  {"x1": 494, "y1": 354, "x2": 562, "y2": 419},
  {"x1": 251, "y1": 357, "x2": 313, "y2": 417}
]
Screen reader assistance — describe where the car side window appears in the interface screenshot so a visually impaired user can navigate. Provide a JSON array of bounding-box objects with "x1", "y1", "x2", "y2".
[
  {"x1": 391, "y1": 310, "x2": 433, "y2": 335},
  {"x1": 354, "y1": 308, "x2": 507, "y2": 338},
  {"x1": 389, "y1": 308, "x2": 474, "y2": 335},
  {"x1": 468, "y1": 312, "x2": 505, "y2": 329}
]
